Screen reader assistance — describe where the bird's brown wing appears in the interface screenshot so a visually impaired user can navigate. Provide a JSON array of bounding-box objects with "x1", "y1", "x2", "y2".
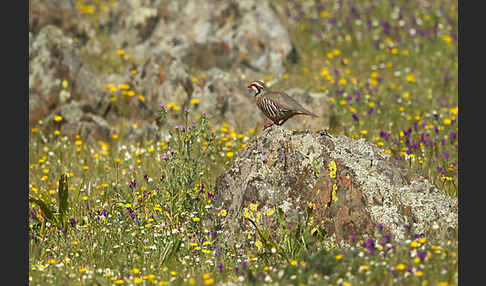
[{"x1": 267, "y1": 91, "x2": 318, "y2": 117}]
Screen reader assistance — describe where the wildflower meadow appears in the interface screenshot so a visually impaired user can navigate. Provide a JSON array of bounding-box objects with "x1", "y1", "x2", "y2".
[{"x1": 29, "y1": 0, "x2": 458, "y2": 285}]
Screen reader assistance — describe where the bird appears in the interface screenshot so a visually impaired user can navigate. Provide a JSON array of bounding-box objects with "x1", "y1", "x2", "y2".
[{"x1": 247, "y1": 80, "x2": 318, "y2": 129}]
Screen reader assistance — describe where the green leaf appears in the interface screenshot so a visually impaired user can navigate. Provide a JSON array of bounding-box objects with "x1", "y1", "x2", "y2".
[
  {"x1": 58, "y1": 173, "x2": 69, "y2": 217},
  {"x1": 29, "y1": 196, "x2": 55, "y2": 221}
]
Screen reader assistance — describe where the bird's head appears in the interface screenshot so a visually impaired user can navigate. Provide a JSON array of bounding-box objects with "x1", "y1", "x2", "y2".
[{"x1": 247, "y1": 80, "x2": 266, "y2": 97}]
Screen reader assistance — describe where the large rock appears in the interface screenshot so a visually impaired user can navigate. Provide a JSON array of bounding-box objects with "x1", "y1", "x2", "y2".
[
  {"x1": 133, "y1": 55, "x2": 333, "y2": 132},
  {"x1": 29, "y1": 25, "x2": 110, "y2": 127},
  {"x1": 214, "y1": 126, "x2": 458, "y2": 244},
  {"x1": 106, "y1": 0, "x2": 293, "y2": 74}
]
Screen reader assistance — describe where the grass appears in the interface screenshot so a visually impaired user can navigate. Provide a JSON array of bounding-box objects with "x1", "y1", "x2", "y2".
[{"x1": 29, "y1": 0, "x2": 458, "y2": 285}]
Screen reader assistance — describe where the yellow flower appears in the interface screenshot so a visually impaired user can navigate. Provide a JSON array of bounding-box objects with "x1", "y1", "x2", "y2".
[
  {"x1": 360, "y1": 130, "x2": 368, "y2": 135},
  {"x1": 406, "y1": 74, "x2": 416, "y2": 83},
  {"x1": 403, "y1": 92, "x2": 410, "y2": 99},
  {"x1": 54, "y1": 115, "x2": 63, "y2": 122},
  {"x1": 442, "y1": 35, "x2": 452, "y2": 43},
  {"x1": 402, "y1": 50, "x2": 409, "y2": 56},
  {"x1": 338, "y1": 78, "x2": 347, "y2": 85},
  {"x1": 188, "y1": 278, "x2": 196, "y2": 285},
  {"x1": 117, "y1": 49, "x2": 125, "y2": 55},
  {"x1": 190, "y1": 98, "x2": 200, "y2": 104},
  {"x1": 250, "y1": 203, "x2": 258, "y2": 211},
  {"x1": 218, "y1": 209, "x2": 227, "y2": 217},
  {"x1": 320, "y1": 10, "x2": 328, "y2": 18},
  {"x1": 410, "y1": 241, "x2": 419, "y2": 248},
  {"x1": 138, "y1": 95, "x2": 145, "y2": 101},
  {"x1": 396, "y1": 264, "x2": 405, "y2": 270},
  {"x1": 203, "y1": 273, "x2": 211, "y2": 280},
  {"x1": 332, "y1": 184, "x2": 338, "y2": 201},
  {"x1": 339, "y1": 100, "x2": 347, "y2": 105},
  {"x1": 418, "y1": 237, "x2": 426, "y2": 244},
  {"x1": 266, "y1": 209, "x2": 274, "y2": 216},
  {"x1": 226, "y1": 152, "x2": 234, "y2": 158},
  {"x1": 62, "y1": 80, "x2": 68, "y2": 88},
  {"x1": 415, "y1": 271, "x2": 423, "y2": 277},
  {"x1": 290, "y1": 260, "x2": 298, "y2": 266},
  {"x1": 335, "y1": 254, "x2": 343, "y2": 260},
  {"x1": 328, "y1": 160, "x2": 337, "y2": 178},
  {"x1": 321, "y1": 67, "x2": 329, "y2": 76},
  {"x1": 192, "y1": 217, "x2": 200, "y2": 222},
  {"x1": 443, "y1": 118, "x2": 452, "y2": 125},
  {"x1": 71, "y1": 241, "x2": 79, "y2": 246},
  {"x1": 255, "y1": 240, "x2": 263, "y2": 251},
  {"x1": 203, "y1": 279, "x2": 214, "y2": 285},
  {"x1": 115, "y1": 279, "x2": 125, "y2": 284}
]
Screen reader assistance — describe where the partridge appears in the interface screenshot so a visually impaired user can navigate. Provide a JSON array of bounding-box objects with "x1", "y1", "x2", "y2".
[{"x1": 248, "y1": 80, "x2": 318, "y2": 129}]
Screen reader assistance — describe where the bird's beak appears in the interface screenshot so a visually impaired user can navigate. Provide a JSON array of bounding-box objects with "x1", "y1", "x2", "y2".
[{"x1": 247, "y1": 84, "x2": 253, "y2": 88}]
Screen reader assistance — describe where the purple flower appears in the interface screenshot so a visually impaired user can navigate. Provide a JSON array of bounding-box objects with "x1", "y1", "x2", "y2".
[
  {"x1": 352, "y1": 114, "x2": 359, "y2": 121},
  {"x1": 376, "y1": 223, "x2": 384, "y2": 231},
  {"x1": 417, "y1": 251, "x2": 427, "y2": 261},
  {"x1": 85, "y1": 202, "x2": 89, "y2": 209},
  {"x1": 404, "y1": 224, "x2": 411, "y2": 232},
  {"x1": 384, "y1": 234, "x2": 391, "y2": 243},
  {"x1": 160, "y1": 104, "x2": 165, "y2": 109},
  {"x1": 379, "y1": 131, "x2": 390, "y2": 141},
  {"x1": 368, "y1": 108, "x2": 375, "y2": 115},
  {"x1": 202, "y1": 111, "x2": 206, "y2": 116},
  {"x1": 242, "y1": 261, "x2": 248, "y2": 269},
  {"x1": 442, "y1": 151, "x2": 450, "y2": 160},
  {"x1": 70, "y1": 218, "x2": 77, "y2": 227},
  {"x1": 129, "y1": 179, "x2": 138, "y2": 188},
  {"x1": 161, "y1": 153, "x2": 168, "y2": 159},
  {"x1": 437, "y1": 166, "x2": 445, "y2": 175},
  {"x1": 210, "y1": 231, "x2": 217, "y2": 238},
  {"x1": 102, "y1": 209, "x2": 108, "y2": 216},
  {"x1": 143, "y1": 174, "x2": 149, "y2": 181},
  {"x1": 365, "y1": 239, "x2": 375, "y2": 252},
  {"x1": 184, "y1": 107, "x2": 190, "y2": 113},
  {"x1": 218, "y1": 263, "x2": 223, "y2": 272}
]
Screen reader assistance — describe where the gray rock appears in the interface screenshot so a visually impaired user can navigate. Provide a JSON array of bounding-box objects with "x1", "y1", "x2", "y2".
[
  {"x1": 107, "y1": 0, "x2": 292, "y2": 74},
  {"x1": 29, "y1": 25, "x2": 110, "y2": 128},
  {"x1": 214, "y1": 126, "x2": 458, "y2": 244}
]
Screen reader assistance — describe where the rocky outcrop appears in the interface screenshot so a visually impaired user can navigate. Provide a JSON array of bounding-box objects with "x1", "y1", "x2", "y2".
[
  {"x1": 214, "y1": 126, "x2": 458, "y2": 243},
  {"x1": 29, "y1": 25, "x2": 110, "y2": 127},
  {"x1": 113, "y1": 0, "x2": 293, "y2": 74},
  {"x1": 31, "y1": 0, "x2": 294, "y2": 74},
  {"x1": 132, "y1": 55, "x2": 333, "y2": 132}
]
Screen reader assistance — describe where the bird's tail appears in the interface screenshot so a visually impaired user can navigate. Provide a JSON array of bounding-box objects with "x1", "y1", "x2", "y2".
[{"x1": 297, "y1": 110, "x2": 319, "y2": 117}]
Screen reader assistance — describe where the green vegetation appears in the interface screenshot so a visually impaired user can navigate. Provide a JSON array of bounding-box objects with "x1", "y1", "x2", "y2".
[{"x1": 29, "y1": 0, "x2": 458, "y2": 285}]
